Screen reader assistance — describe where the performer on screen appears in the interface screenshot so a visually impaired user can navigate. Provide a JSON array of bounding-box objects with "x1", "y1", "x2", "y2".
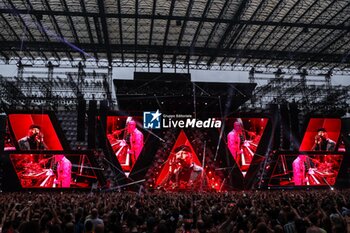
[
  {"x1": 125, "y1": 119, "x2": 144, "y2": 166},
  {"x1": 292, "y1": 155, "x2": 314, "y2": 185},
  {"x1": 312, "y1": 128, "x2": 336, "y2": 151},
  {"x1": 227, "y1": 121, "x2": 245, "y2": 166},
  {"x1": 18, "y1": 124, "x2": 48, "y2": 150},
  {"x1": 53, "y1": 154, "x2": 72, "y2": 188},
  {"x1": 159, "y1": 145, "x2": 208, "y2": 191},
  {"x1": 107, "y1": 118, "x2": 144, "y2": 169}
]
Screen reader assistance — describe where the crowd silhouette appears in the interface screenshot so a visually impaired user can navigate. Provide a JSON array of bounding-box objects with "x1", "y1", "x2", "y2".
[{"x1": 0, "y1": 190, "x2": 349, "y2": 233}]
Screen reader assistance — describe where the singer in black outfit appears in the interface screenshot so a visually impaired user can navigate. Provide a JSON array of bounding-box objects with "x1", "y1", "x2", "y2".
[
  {"x1": 159, "y1": 145, "x2": 208, "y2": 191},
  {"x1": 18, "y1": 124, "x2": 48, "y2": 150},
  {"x1": 312, "y1": 128, "x2": 336, "y2": 151}
]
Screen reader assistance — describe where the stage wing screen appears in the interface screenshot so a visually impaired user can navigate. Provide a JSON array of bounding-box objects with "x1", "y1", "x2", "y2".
[
  {"x1": 299, "y1": 118, "x2": 341, "y2": 151},
  {"x1": 269, "y1": 153, "x2": 343, "y2": 187},
  {"x1": 10, "y1": 153, "x2": 98, "y2": 188},
  {"x1": 8, "y1": 114, "x2": 63, "y2": 150}
]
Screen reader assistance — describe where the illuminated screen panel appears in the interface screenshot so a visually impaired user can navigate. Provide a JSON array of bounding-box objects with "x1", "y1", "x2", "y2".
[
  {"x1": 269, "y1": 153, "x2": 343, "y2": 187},
  {"x1": 225, "y1": 117, "x2": 268, "y2": 176},
  {"x1": 299, "y1": 118, "x2": 341, "y2": 151},
  {"x1": 4, "y1": 118, "x2": 16, "y2": 151},
  {"x1": 154, "y1": 130, "x2": 223, "y2": 191},
  {"x1": 8, "y1": 114, "x2": 63, "y2": 150},
  {"x1": 10, "y1": 153, "x2": 97, "y2": 188},
  {"x1": 106, "y1": 116, "x2": 145, "y2": 173}
]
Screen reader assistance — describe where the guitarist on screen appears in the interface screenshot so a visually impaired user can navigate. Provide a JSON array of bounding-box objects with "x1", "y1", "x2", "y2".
[{"x1": 159, "y1": 145, "x2": 208, "y2": 191}]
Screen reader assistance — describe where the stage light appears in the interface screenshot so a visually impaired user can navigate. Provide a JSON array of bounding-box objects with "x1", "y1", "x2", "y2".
[{"x1": 330, "y1": 187, "x2": 334, "y2": 191}]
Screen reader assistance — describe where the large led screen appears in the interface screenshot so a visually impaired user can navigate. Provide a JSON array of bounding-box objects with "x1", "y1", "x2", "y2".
[
  {"x1": 106, "y1": 116, "x2": 146, "y2": 174},
  {"x1": 299, "y1": 118, "x2": 341, "y2": 151},
  {"x1": 269, "y1": 153, "x2": 343, "y2": 187},
  {"x1": 10, "y1": 153, "x2": 97, "y2": 188},
  {"x1": 8, "y1": 114, "x2": 63, "y2": 150},
  {"x1": 225, "y1": 117, "x2": 268, "y2": 176},
  {"x1": 155, "y1": 130, "x2": 222, "y2": 191}
]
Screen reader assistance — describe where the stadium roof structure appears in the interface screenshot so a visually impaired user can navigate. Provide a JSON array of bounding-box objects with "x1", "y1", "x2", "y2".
[{"x1": 1, "y1": 0, "x2": 350, "y2": 72}]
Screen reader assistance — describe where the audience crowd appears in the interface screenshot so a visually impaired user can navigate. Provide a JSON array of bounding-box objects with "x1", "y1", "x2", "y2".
[{"x1": 1, "y1": 190, "x2": 350, "y2": 233}]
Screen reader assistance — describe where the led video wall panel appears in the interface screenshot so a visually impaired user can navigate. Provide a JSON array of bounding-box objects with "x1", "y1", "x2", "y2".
[
  {"x1": 8, "y1": 114, "x2": 63, "y2": 150},
  {"x1": 9, "y1": 152, "x2": 98, "y2": 188},
  {"x1": 106, "y1": 116, "x2": 147, "y2": 174},
  {"x1": 155, "y1": 130, "x2": 222, "y2": 191},
  {"x1": 300, "y1": 118, "x2": 341, "y2": 151},
  {"x1": 269, "y1": 152, "x2": 343, "y2": 187},
  {"x1": 225, "y1": 117, "x2": 268, "y2": 176}
]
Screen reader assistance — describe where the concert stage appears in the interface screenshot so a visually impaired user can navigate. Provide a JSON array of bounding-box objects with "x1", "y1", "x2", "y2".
[{"x1": 0, "y1": 75, "x2": 348, "y2": 192}]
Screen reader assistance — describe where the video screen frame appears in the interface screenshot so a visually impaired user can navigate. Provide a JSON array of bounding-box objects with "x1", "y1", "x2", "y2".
[
  {"x1": 153, "y1": 129, "x2": 215, "y2": 191},
  {"x1": 299, "y1": 117, "x2": 342, "y2": 151},
  {"x1": 5, "y1": 110, "x2": 70, "y2": 151},
  {"x1": 105, "y1": 113, "x2": 149, "y2": 174},
  {"x1": 223, "y1": 116, "x2": 269, "y2": 176},
  {"x1": 5, "y1": 150, "x2": 100, "y2": 189},
  {"x1": 268, "y1": 151, "x2": 344, "y2": 187}
]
